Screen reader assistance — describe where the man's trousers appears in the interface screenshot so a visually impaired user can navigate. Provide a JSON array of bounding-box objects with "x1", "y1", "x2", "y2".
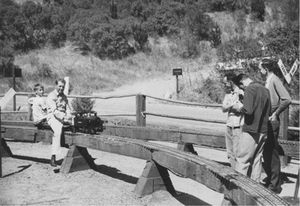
[
  {"x1": 236, "y1": 132, "x2": 267, "y2": 182},
  {"x1": 225, "y1": 126, "x2": 241, "y2": 169},
  {"x1": 48, "y1": 116, "x2": 63, "y2": 156},
  {"x1": 263, "y1": 120, "x2": 281, "y2": 191}
]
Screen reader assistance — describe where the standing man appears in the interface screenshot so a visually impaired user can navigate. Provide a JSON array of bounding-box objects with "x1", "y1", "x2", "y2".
[
  {"x1": 221, "y1": 73, "x2": 244, "y2": 169},
  {"x1": 260, "y1": 59, "x2": 291, "y2": 194},
  {"x1": 232, "y1": 73, "x2": 271, "y2": 183},
  {"x1": 46, "y1": 78, "x2": 72, "y2": 167}
]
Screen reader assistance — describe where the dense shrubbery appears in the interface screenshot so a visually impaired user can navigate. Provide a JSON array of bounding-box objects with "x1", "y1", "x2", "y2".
[{"x1": 0, "y1": 0, "x2": 223, "y2": 61}]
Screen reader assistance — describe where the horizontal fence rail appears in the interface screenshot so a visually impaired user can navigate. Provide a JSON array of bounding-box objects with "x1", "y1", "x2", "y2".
[
  {"x1": 145, "y1": 94, "x2": 222, "y2": 108},
  {"x1": 99, "y1": 114, "x2": 136, "y2": 117},
  {"x1": 142, "y1": 111, "x2": 226, "y2": 124},
  {"x1": 1, "y1": 92, "x2": 299, "y2": 132}
]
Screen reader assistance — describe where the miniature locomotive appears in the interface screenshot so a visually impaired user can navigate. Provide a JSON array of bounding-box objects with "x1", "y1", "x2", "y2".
[{"x1": 71, "y1": 112, "x2": 104, "y2": 134}]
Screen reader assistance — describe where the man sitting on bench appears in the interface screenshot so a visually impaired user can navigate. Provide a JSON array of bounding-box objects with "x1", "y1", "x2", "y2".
[{"x1": 46, "y1": 79, "x2": 73, "y2": 167}]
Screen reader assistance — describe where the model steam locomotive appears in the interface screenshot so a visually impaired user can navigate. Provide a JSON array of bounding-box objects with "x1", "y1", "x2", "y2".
[{"x1": 71, "y1": 112, "x2": 104, "y2": 134}]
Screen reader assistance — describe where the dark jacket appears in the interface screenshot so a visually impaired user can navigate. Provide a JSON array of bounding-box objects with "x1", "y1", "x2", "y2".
[{"x1": 240, "y1": 82, "x2": 271, "y2": 134}]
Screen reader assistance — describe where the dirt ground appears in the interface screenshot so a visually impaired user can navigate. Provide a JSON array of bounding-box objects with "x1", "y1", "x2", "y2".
[{"x1": 0, "y1": 139, "x2": 299, "y2": 206}]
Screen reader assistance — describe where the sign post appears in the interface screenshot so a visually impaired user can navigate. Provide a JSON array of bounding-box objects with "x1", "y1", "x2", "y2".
[
  {"x1": 12, "y1": 66, "x2": 16, "y2": 111},
  {"x1": 172, "y1": 68, "x2": 182, "y2": 96}
]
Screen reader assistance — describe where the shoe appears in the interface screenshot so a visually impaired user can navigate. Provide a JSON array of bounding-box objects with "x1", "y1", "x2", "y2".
[
  {"x1": 268, "y1": 186, "x2": 282, "y2": 194},
  {"x1": 50, "y1": 155, "x2": 57, "y2": 167}
]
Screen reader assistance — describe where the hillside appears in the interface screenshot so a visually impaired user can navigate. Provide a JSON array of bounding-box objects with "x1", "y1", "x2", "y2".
[{"x1": 0, "y1": 0, "x2": 298, "y2": 102}]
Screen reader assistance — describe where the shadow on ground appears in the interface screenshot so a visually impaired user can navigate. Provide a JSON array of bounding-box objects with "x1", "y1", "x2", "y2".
[
  {"x1": 2, "y1": 164, "x2": 31, "y2": 178},
  {"x1": 94, "y1": 164, "x2": 138, "y2": 184},
  {"x1": 175, "y1": 191, "x2": 211, "y2": 206}
]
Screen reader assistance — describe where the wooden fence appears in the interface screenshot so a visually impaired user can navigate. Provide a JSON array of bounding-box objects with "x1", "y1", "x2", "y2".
[{"x1": 0, "y1": 92, "x2": 299, "y2": 204}]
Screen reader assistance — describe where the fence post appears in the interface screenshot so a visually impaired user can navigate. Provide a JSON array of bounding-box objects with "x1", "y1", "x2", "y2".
[
  {"x1": 27, "y1": 95, "x2": 33, "y2": 121},
  {"x1": 0, "y1": 107, "x2": 2, "y2": 177},
  {"x1": 279, "y1": 108, "x2": 289, "y2": 167},
  {"x1": 136, "y1": 94, "x2": 146, "y2": 126}
]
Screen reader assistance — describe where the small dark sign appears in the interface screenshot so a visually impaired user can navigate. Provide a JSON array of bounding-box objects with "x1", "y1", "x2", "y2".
[
  {"x1": 0, "y1": 67, "x2": 22, "y2": 78},
  {"x1": 172, "y1": 68, "x2": 182, "y2": 76}
]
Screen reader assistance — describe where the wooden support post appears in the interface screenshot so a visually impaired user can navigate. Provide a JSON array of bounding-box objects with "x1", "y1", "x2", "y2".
[
  {"x1": 177, "y1": 142, "x2": 198, "y2": 155},
  {"x1": 0, "y1": 108, "x2": 12, "y2": 160},
  {"x1": 294, "y1": 168, "x2": 300, "y2": 199},
  {"x1": 134, "y1": 160, "x2": 176, "y2": 197},
  {"x1": 60, "y1": 145, "x2": 96, "y2": 174},
  {"x1": 0, "y1": 107, "x2": 2, "y2": 177},
  {"x1": 279, "y1": 108, "x2": 289, "y2": 167},
  {"x1": 27, "y1": 95, "x2": 33, "y2": 121},
  {"x1": 0, "y1": 139, "x2": 12, "y2": 158},
  {"x1": 136, "y1": 94, "x2": 146, "y2": 127}
]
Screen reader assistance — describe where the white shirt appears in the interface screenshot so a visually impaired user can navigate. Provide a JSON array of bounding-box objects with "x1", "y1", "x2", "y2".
[
  {"x1": 28, "y1": 96, "x2": 48, "y2": 123},
  {"x1": 222, "y1": 87, "x2": 244, "y2": 127}
]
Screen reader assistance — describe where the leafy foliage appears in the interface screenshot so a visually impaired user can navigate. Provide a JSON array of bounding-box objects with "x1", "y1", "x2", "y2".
[
  {"x1": 71, "y1": 97, "x2": 95, "y2": 114},
  {"x1": 263, "y1": 24, "x2": 299, "y2": 100}
]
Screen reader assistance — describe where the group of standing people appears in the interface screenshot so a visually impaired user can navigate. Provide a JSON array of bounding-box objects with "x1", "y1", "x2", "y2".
[
  {"x1": 222, "y1": 58, "x2": 291, "y2": 194},
  {"x1": 28, "y1": 78, "x2": 72, "y2": 167}
]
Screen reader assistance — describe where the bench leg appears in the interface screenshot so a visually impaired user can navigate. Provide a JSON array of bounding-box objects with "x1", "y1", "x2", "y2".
[
  {"x1": 134, "y1": 160, "x2": 176, "y2": 197},
  {"x1": 0, "y1": 139, "x2": 12, "y2": 157},
  {"x1": 60, "y1": 145, "x2": 95, "y2": 173},
  {"x1": 177, "y1": 142, "x2": 198, "y2": 155},
  {"x1": 294, "y1": 168, "x2": 300, "y2": 199}
]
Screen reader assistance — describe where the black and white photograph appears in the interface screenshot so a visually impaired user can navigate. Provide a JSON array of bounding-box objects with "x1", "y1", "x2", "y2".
[{"x1": 0, "y1": 0, "x2": 299, "y2": 205}]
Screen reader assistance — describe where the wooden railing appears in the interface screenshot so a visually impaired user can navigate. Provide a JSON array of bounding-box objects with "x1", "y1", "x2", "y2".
[
  {"x1": 0, "y1": 92, "x2": 298, "y2": 204},
  {"x1": 1, "y1": 92, "x2": 299, "y2": 157}
]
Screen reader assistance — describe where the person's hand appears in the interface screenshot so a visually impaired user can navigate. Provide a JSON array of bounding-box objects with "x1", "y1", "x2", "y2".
[
  {"x1": 269, "y1": 113, "x2": 279, "y2": 122},
  {"x1": 231, "y1": 101, "x2": 243, "y2": 112}
]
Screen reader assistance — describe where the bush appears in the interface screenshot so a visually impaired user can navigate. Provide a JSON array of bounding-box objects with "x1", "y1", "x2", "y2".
[
  {"x1": 178, "y1": 33, "x2": 200, "y2": 58},
  {"x1": 185, "y1": 10, "x2": 221, "y2": 47},
  {"x1": 71, "y1": 97, "x2": 95, "y2": 114},
  {"x1": 145, "y1": 2, "x2": 183, "y2": 36},
  {"x1": 131, "y1": 23, "x2": 149, "y2": 51},
  {"x1": 90, "y1": 22, "x2": 134, "y2": 59},
  {"x1": 48, "y1": 25, "x2": 66, "y2": 48},
  {"x1": 37, "y1": 63, "x2": 55, "y2": 79},
  {"x1": 217, "y1": 38, "x2": 262, "y2": 62},
  {"x1": 250, "y1": 0, "x2": 265, "y2": 21}
]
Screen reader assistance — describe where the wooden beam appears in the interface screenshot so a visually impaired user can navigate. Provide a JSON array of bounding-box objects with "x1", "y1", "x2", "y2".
[
  {"x1": 104, "y1": 125, "x2": 225, "y2": 148},
  {"x1": 64, "y1": 133, "x2": 152, "y2": 160},
  {"x1": 2, "y1": 126, "x2": 37, "y2": 142},
  {"x1": 63, "y1": 133, "x2": 289, "y2": 206},
  {"x1": 1, "y1": 122, "x2": 298, "y2": 160},
  {"x1": 104, "y1": 125, "x2": 300, "y2": 160}
]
